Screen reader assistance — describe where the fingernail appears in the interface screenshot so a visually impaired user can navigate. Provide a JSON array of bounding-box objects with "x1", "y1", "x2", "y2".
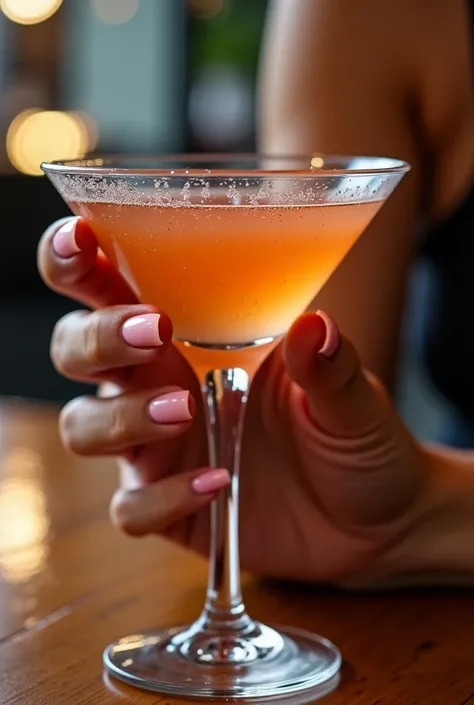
[
  {"x1": 148, "y1": 390, "x2": 192, "y2": 424},
  {"x1": 315, "y1": 310, "x2": 340, "y2": 359},
  {"x1": 52, "y1": 219, "x2": 81, "y2": 258},
  {"x1": 191, "y1": 469, "x2": 231, "y2": 495},
  {"x1": 122, "y1": 313, "x2": 164, "y2": 348}
]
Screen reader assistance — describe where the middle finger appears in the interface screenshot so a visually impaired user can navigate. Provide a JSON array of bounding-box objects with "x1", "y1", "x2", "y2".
[{"x1": 51, "y1": 305, "x2": 172, "y2": 381}]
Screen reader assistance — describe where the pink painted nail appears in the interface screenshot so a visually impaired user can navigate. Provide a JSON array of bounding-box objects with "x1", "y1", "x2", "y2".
[
  {"x1": 122, "y1": 314, "x2": 163, "y2": 348},
  {"x1": 191, "y1": 469, "x2": 231, "y2": 495},
  {"x1": 148, "y1": 390, "x2": 192, "y2": 424},
  {"x1": 52, "y1": 219, "x2": 81, "y2": 258},
  {"x1": 316, "y1": 310, "x2": 340, "y2": 359}
]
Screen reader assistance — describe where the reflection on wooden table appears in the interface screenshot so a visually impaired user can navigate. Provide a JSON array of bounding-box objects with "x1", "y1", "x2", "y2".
[{"x1": 0, "y1": 399, "x2": 473, "y2": 704}]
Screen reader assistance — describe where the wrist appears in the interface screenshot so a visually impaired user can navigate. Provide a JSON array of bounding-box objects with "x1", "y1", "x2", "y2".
[
  {"x1": 338, "y1": 444, "x2": 474, "y2": 589},
  {"x1": 405, "y1": 444, "x2": 474, "y2": 577}
]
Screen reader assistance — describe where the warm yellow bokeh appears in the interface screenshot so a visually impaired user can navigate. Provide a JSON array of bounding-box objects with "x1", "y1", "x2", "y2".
[
  {"x1": 311, "y1": 157, "x2": 325, "y2": 169},
  {"x1": 0, "y1": 449, "x2": 49, "y2": 584},
  {"x1": 6, "y1": 109, "x2": 94, "y2": 175},
  {"x1": 70, "y1": 110, "x2": 99, "y2": 152},
  {"x1": 0, "y1": 0, "x2": 63, "y2": 25}
]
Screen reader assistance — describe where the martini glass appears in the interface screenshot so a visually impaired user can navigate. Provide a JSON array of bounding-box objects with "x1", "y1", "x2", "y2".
[{"x1": 42, "y1": 154, "x2": 409, "y2": 700}]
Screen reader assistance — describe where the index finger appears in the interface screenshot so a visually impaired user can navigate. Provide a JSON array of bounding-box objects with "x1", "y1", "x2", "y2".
[{"x1": 38, "y1": 216, "x2": 138, "y2": 309}]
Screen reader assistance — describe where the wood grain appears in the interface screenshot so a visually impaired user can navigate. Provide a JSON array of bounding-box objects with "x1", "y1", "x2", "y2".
[{"x1": 0, "y1": 400, "x2": 473, "y2": 704}]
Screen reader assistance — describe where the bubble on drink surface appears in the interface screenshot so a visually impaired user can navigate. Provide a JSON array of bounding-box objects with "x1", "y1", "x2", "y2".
[
  {"x1": 200, "y1": 181, "x2": 211, "y2": 202},
  {"x1": 227, "y1": 181, "x2": 240, "y2": 205},
  {"x1": 180, "y1": 181, "x2": 191, "y2": 202},
  {"x1": 48, "y1": 164, "x2": 397, "y2": 209},
  {"x1": 249, "y1": 188, "x2": 269, "y2": 207}
]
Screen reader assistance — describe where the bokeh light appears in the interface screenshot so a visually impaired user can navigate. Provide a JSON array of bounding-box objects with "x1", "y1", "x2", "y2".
[
  {"x1": 0, "y1": 449, "x2": 49, "y2": 584},
  {"x1": 311, "y1": 157, "x2": 325, "y2": 169},
  {"x1": 70, "y1": 110, "x2": 99, "y2": 152},
  {"x1": 188, "y1": 0, "x2": 224, "y2": 20},
  {"x1": 0, "y1": 0, "x2": 63, "y2": 25},
  {"x1": 6, "y1": 109, "x2": 94, "y2": 175},
  {"x1": 91, "y1": 0, "x2": 139, "y2": 25},
  {"x1": 189, "y1": 66, "x2": 252, "y2": 150}
]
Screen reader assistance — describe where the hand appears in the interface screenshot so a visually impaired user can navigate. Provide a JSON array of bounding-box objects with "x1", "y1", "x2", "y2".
[{"x1": 39, "y1": 216, "x2": 440, "y2": 584}]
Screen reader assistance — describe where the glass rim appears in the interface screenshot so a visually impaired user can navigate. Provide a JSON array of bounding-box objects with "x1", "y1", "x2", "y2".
[{"x1": 41, "y1": 152, "x2": 411, "y2": 179}]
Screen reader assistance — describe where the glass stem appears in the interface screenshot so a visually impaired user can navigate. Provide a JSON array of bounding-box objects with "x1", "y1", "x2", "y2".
[{"x1": 199, "y1": 367, "x2": 254, "y2": 635}]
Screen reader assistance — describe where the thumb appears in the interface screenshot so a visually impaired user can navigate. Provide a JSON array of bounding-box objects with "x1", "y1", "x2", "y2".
[
  {"x1": 284, "y1": 311, "x2": 383, "y2": 438},
  {"x1": 284, "y1": 311, "x2": 424, "y2": 528}
]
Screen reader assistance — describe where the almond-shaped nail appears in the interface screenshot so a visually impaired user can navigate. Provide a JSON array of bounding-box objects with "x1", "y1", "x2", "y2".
[
  {"x1": 148, "y1": 390, "x2": 192, "y2": 424},
  {"x1": 122, "y1": 313, "x2": 164, "y2": 348},
  {"x1": 52, "y1": 219, "x2": 81, "y2": 259},
  {"x1": 315, "y1": 310, "x2": 340, "y2": 359},
  {"x1": 191, "y1": 469, "x2": 231, "y2": 495}
]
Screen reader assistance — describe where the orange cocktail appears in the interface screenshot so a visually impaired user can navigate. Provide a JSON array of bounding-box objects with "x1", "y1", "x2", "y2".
[{"x1": 72, "y1": 200, "x2": 379, "y2": 345}]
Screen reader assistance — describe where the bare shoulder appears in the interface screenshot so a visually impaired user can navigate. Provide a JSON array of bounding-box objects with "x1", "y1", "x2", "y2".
[
  {"x1": 262, "y1": 0, "x2": 467, "y2": 56},
  {"x1": 260, "y1": 0, "x2": 474, "y2": 214},
  {"x1": 259, "y1": 0, "x2": 431, "y2": 155}
]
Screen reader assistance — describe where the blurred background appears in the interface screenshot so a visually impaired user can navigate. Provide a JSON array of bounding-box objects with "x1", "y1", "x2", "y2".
[
  {"x1": 0, "y1": 0, "x2": 267, "y2": 402},
  {"x1": 0, "y1": 0, "x2": 268, "y2": 171},
  {"x1": 0, "y1": 0, "x2": 452, "y2": 442}
]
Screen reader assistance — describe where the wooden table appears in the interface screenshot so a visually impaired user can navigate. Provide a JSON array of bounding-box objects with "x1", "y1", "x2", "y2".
[{"x1": 0, "y1": 399, "x2": 473, "y2": 705}]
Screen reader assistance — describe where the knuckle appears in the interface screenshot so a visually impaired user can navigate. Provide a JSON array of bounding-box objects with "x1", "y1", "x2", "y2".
[
  {"x1": 50, "y1": 313, "x2": 77, "y2": 376},
  {"x1": 108, "y1": 401, "x2": 136, "y2": 447},
  {"x1": 109, "y1": 491, "x2": 147, "y2": 537},
  {"x1": 84, "y1": 314, "x2": 107, "y2": 367},
  {"x1": 58, "y1": 399, "x2": 84, "y2": 453}
]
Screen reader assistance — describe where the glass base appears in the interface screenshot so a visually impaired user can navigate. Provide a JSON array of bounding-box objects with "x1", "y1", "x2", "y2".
[{"x1": 103, "y1": 622, "x2": 341, "y2": 700}]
